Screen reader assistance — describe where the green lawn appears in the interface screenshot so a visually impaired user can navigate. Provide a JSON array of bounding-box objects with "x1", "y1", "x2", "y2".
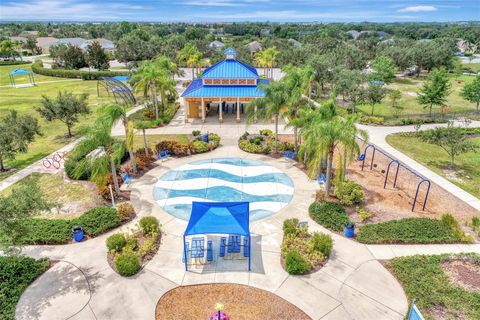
[
  {"x1": 387, "y1": 254, "x2": 480, "y2": 320},
  {"x1": 0, "y1": 64, "x2": 117, "y2": 180},
  {"x1": 386, "y1": 133, "x2": 480, "y2": 198},
  {"x1": 355, "y1": 74, "x2": 478, "y2": 118}
]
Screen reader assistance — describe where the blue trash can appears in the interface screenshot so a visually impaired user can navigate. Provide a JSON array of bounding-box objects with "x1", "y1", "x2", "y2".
[
  {"x1": 201, "y1": 134, "x2": 209, "y2": 142},
  {"x1": 344, "y1": 223, "x2": 355, "y2": 238},
  {"x1": 72, "y1": 226, "x2": 84, "y2": 242}
]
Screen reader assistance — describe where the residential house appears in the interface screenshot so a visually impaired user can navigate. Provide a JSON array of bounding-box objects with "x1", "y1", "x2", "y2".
[
  {"x1": 246, "y1": 41, "x2": 262, "y2": 55},
  {"x1": 209, "y1": 40, "x2": 225, "y2": 50}
]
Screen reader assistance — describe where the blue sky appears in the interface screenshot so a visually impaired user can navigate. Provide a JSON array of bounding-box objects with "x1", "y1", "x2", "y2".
[{"x1": 0, "y1": 0, "x2": 478, "y2": 22}]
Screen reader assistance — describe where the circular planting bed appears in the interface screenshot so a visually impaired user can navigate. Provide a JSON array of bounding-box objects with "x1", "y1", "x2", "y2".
[{"x1": 155, "y1": 283, "x2": 310, "y2": 319}]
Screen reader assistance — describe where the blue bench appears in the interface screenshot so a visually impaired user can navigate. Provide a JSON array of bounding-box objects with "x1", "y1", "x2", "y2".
[
  {"x1": 157, "y1": 150, "x2": 170, "y2": 160},
  {"x1": 317, "y1": 174, "x2": 326, "y2": 185},
  {"x1": 357, "y1": 154, "x2": 366, "y2": 161},
  {"x1": 284, "y1": 150, "x2": 297, "y2": 160},
  {"x1": 121, "y1": 172, "x2": 132, "y2": 185}
]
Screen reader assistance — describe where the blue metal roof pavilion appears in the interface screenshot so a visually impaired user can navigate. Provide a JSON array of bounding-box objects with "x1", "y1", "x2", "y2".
[
  {"x1": 181, "y1": 47, "x2": 269, "y2": 122},
  {"x1": 183, "y1": 201, "x2": 251, "y2": 271}
]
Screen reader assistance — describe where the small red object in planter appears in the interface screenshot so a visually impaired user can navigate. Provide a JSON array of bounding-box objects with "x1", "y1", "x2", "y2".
[
  {"x1": 210, "y1": 142, "x2": 213, "y2": 152},
  {"x1": 210, "y1": 311, "x2": 230, "y2": 320},
  {"x1": 457, "y1": 81, "x2": 461, "y2": 84}
]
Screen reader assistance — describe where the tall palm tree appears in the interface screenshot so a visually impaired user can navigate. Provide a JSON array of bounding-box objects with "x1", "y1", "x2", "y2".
[
  {"x1": 255, "y1": 50, "x2": 268, "y2": 77},
  {"x1": 300, "y1": 100, "x2": 367, "y2": 195},
  {"x1": 263, "y1": 47, "x2": 279, "y2": 79},
  {"x1": 136, "y1": 121, "x2": 150, "y2": 155},
  {"x1": 100, "y1": 104, "x2": 137, "y2": 173},
  {"x1": 132, "y1": 61, "x2": 162, "y2": 120},
  {"x1": 154, "y1": 56, "x2": 181, "y2": 80},
  {"x1": 178, "y1": 43, "x2": 201, "y2": 80},
  {"x1": 247, "y1": 81, "x2": 289, "y2": 152}
]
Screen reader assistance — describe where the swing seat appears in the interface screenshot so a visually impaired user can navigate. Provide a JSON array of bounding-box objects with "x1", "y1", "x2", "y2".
[{"x1": 357, "y1": 154, "x2": 366, "y2": 161}]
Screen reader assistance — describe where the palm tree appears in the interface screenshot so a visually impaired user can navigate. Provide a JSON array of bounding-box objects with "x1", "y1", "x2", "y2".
[
  {"x1": 100, "y1": 104, "x2": 137, "y2": 173},
  {"x1": 255, "y1": 51, "x2": 268, "y2": 77},
  {"x1": 154, "y1": 56, "x2": 181, "y2": 80},
  {"x1": 132, "y1": 61, "x2": 162, "y2": 120},
  {"x1": 299, "y1": 99, "x2": 367, "y2": 195},
  {"x1": 178, "y1": 43, "x2": 201, "y2": 80},
  {"x1": 72, "y1": 117, "x2": 125, "y2": 194},
  {"x1": 247, "y1": 81, "x2": 288, "y2": 152},
  {"x1": 136, "y1": 121, "x2": 150, "y2": 155},
  {"x1": 263, "y1": 47, "x2": 279, "y2": 79}
]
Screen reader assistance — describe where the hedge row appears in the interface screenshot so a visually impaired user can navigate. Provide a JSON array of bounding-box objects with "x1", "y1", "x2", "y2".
[
  {"x1": 356, "y1": 217, "x2": 463, "y2": 244},
  {"x1": 13, "y1": 207, "x2": 121, "y2": 245},
  {"x1": 0, "y1": 60, "x2": 31, "y2": 66},
  {"x1": 308, "y1": 202, "x2": 350, "y2": 232},
  {"x1": 0, "y1": 256, "x2": 49, "y2": 320},
  {"x1": 31, "y1": 61, "x2": 128, "y2": 80}
]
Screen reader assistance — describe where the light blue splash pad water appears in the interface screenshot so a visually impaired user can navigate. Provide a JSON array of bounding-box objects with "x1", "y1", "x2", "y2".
[{"x1": 153, "y1": 157, "x2": 294, "y2": 221}]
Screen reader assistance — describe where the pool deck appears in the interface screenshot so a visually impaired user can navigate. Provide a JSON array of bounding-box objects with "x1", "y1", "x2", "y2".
[{"x1": 17, "y1": 145, "x2": 412, "y2": 320}]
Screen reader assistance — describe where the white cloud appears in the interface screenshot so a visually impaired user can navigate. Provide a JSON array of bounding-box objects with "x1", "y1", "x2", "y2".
[
  {"x1": 0, "y1": 0, "x2": 143, "y2": 20},
  {"x1": 398, "y1": 5, "x2": 437, "y2": 13}
]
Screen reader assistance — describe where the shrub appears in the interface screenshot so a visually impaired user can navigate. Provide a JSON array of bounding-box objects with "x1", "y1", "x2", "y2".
[
  {"x1": 334, "y1": 180, "x2": 365, "y2": 206},
  {"x1": 208, "y1": 133, "x2": 221, "y2": 148},
  {"x1": 77, "y1": 207, "x2": 121, "y2": 236},
  {"x1": 283, "y1": 218, "x2": 299, "y2": 236},
  {"x1": 309, "y1": 232, "x2": 333, "y2": 257},
  {"x1": 239, "y1": 140, "x2": 262, "y2": 153},
  {"x1": 262, "y1": 146, "x2": 271, "y2": 154},
  {"x1": 193, "y1": 140, "x2": 210, "y2": 153},
  {"x1": 192, "y1": 130, "x2": 201, "y2": 136},
  {"x1": 106, "y1": 233, "x2": 126, "y2": 252},
  {"x1": 115, "y1": 252, "x2": 141, "y2": 276},
  {"x1": 360, "y1": 115, "x2": 384, "y2": 125},
  {"x1": 285, "y1": 250, "x2": 311, "y2": 275},
  {"x1": 0, "y1": 60, "x2": 31, "y2": 66},
  {"x1": 0, "y1": 256, "x2": 49, "y2": 320},
  {"x1": 138, "y1": 216, "x2": 160, "y2": 236},
  {"x1": 309, "y1": 202, "x2": 349, "y2": 232},
  {"x1": 260, "y1": 128, "x2": 273, "y2": 136},
  {"x1": 441, "y1": 213, "x2": 472, "y2": 242},
  {"x1": 31, "y1": 61, "x2": 128, "y2": 79},
  {"x1": 117, "y1": 202, "x2": 135, "y2": 221},
  {"x1": 124, "y1": 233, "x2": 139, "y2": 251},
  {"x1": 357, "y1": 207, "x2": 375, "y2": 222},
  {"x1": 356, "y1": 217, "x2": 467, "y2": 244},
  {"x1": 138, "y1": 237, "x2": 156, "y2": 257}
]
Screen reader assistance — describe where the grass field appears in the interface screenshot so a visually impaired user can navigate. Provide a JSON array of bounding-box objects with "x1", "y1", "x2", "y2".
[
  {"x1": 356, "y1": 74, "x2": 478, "y2": 118},
  {"x1": 0, "y1": 64, "x2": 116, "y2": 180},
  {"x1": 386, "y1": 133, "x2": 480, "y2": 198}
]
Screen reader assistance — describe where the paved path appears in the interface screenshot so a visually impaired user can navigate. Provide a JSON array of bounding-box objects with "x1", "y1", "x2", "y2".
[
  {"x1": 17, "y1": 144, "x2": 409, "y2": 320},
  {"x1": 0, "y1": 138, "x2": 82, "y2": 192},
  {"x1": 358, "y1": 121, "x2": 480, "y2": 212}
]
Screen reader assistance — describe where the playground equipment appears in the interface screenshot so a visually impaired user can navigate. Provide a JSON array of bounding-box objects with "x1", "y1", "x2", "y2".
[
  {"x1": 9, "y1": 68, "x2": 36, "y2": 88},
  {"x1": 42, "y1": 152, "x2": 65, "y2": 169},
  {"x1": 358, "y1": 140, "x2": 431, "y2": 212},
  {"x1": 97, "y1": 76, "x2": 135, "y2": 106}
]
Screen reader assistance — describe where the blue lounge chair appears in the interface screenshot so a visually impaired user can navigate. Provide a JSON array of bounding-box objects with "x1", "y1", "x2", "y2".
[
  {"x1": 228, "y1": 235, "x2": 241, "y2": 254},
  {"x1": 357, "y1": 154, "x2": 366, "y2": 161},
  {"x1": 207, "y1": 240, "x2": 213, "y2": 262},
  {"x1": 317, "y1": 174, "x2": 326, "y2": 185},
  {"x1": 157, "y1": 150, "x2": 170, "y2": 160},
  {"x1": 191, "y1": 237, "x2": 205, "y2": 259},
  {"x1": 243, "y1": 238, "x2": 249, "y2": 258},
  {"x1": 219, "y1": 237, "x2": 226, "y2": 257},
  {"x1": 121, "y1": 172, "x2": 132, "y2": 185},
  {"x1": 284, "y1": 151, "x2": 297, "y2": 160}
]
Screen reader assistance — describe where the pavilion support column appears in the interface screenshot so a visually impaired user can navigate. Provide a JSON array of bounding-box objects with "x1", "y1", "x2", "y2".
[
  {"x1": 219, "y1": 98, "x2": 223, "y2": 123},
  {"x1": 236, "y1": 97, "x2": 240, "y2": 123},
  {"x1": 201, "y1": 97, "x2": 205, "y2": 123},
  {"x1": 254, "y1": 105, "x2": 257, "y2": 123},
  {"x1": 184, "y1": 100, "x2": 190, "y2": 124}
]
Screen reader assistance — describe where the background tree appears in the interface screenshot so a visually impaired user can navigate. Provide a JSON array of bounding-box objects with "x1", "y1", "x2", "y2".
[
  {"x1": 368, "y1": 55, "x2": 396, "y2": 84},
  {"x1": 0, "y1": 39, "x2": 20, "y2": 60},
  {"x1": 388, "y1": 89, "x2": 403, "y2": 117},
  {"x1": 132, "y1": 61, "x2": 162, "y2": 119},
  {"x1": 24, "y1": 36, "x2": 40, "y2": 55},
  {"x1": 0, "y1": 180, "x2": 54, "y2": 253},
  {"x1": 85, "y1": 40, "x2": 109, "y2": 70},
  {"x1": 0, "y1": 111, "x2": 41, "y2": 171},
  {"x1": 365, "y1": 83, "x2": 386, "y2": 115},
  {"x1": 417, "y1": 68, "x2": 451, "y2": 117},
  {"x1": 36, "y1": 91, "x2": 90, "y2": 138},
  {"x1": 50, "y1": 44, "x2": 86, "y2": 69},
  {"x1": 177, "y1": 43, "x2": 201, "y2": 80},
  {"x1": 461, "y1": 76, "x2": 480, "y2": 113},
  {"x1": 420, "y1": 122, "x2": 478, "y2": 166}
]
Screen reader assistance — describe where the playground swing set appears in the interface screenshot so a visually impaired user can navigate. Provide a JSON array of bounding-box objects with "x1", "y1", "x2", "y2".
[{"x1": 358, "y1": 142, "x2": 431, "y2": 212}]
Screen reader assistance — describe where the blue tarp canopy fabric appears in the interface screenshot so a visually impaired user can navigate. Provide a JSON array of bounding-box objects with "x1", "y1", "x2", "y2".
[
  {"x1": 183, "y1": 201, "x2": 251, "y2": 271},
  {"x1": 9, "y1": 68, "x2": 32, "y2": 75},
  {"x1": 185, "y1": 202, "x2": 250, "y2": 236}
]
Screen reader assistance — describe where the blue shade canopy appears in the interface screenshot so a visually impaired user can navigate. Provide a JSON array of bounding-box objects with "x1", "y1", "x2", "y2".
[
  {"x1": 112, "y1": 75, "x2": 130, "y2": 82},
  {"x1": 185, "y1": 202, "x2": 250, "y2": 237},
  {"x1": 9, "y1": 69, "x2": 32, "y2": 75}
]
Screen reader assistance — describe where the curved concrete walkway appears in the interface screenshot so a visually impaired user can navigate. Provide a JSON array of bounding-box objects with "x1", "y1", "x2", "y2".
[{"x1": 17, "y1": 145, "x2": 410, "y2": 320}]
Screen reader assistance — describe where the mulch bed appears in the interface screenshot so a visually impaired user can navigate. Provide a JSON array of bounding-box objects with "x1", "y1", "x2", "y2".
[
  {"x1": 155, "y1": 283, "x2": 310, "y2": 320},
  {"x1": 442, "y1": 258, "x2": 480, "y2": 293}
]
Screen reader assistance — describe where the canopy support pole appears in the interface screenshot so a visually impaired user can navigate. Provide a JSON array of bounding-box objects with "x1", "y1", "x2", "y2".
[
  {"x1": 219, "y1": 98, "x2": 223, "y2": 123},
  {"x1": 183, "y1": 234, "x2": 188, "y2": 271},
  {"x1": 201, "y1": 97, "x2": 205, "y2": 123},
  {"x1": 248, "y1": 235, "x2": 251, "y2": 271},
  {"x1": 236, "y1": 97, "x2": 240, "y2": 123}
]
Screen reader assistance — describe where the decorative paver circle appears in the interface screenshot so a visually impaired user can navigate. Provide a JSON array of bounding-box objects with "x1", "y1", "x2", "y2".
[{"x1": 153, "y1": 157, "x2": 294, "y2": 221}]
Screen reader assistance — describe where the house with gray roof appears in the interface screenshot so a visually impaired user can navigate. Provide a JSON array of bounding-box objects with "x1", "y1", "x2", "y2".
[
  {"x1": 209, "y1": 40, "x2": 225, "y2": 50},
  {"x1": 246, "y1": 41, "x2": 262, "y2": 55}
]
